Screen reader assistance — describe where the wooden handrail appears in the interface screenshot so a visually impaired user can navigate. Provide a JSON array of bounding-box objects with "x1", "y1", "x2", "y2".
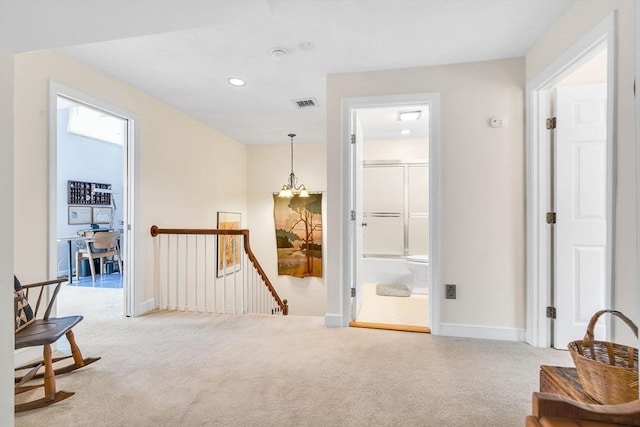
[{"x1": 150, "y1": 225, "x2": 288, "y2": 315}]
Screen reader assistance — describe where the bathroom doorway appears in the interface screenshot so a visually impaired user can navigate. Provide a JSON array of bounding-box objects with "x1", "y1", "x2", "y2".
[{"x1": 344, "y1": 94, "x2": 441, "y2": 333}]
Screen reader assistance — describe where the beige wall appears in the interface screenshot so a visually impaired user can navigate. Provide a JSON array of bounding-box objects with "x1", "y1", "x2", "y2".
[
  {"x1": 0, "y1": 47, "x2": 15, "y2": 427},
  {"x1": 13, "y1": 50, "x2": 247, "y2": 314},
  {"x1": 526, "y1": 0, "x2": 637, "y2": 341},
  {"x1": 327, "y1": 58, "x2": 526, "y2": 331},
  {"x1": 363, "y1": 137, "x2": 429, "y2": 161},
  {"x1": 247, "y1": 143, "x2": 326, "y2": 316}
]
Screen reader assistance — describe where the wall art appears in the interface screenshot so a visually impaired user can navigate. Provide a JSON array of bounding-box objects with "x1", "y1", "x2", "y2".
[
  {"x1": 68, "y1": 206, "x2": 92, "y2": 225},
  {"x1": 273, "y1": 193, "x2": 323, "y2": 278},
  {"x1": 217, "y1": 211, "x2": 242, "y2": 277}
]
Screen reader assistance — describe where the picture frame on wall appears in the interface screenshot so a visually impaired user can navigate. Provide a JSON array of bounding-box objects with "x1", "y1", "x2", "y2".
[
  {"x1": 68, "y1": 206, "x2": 92, "y2": 225},
  {"x1": 92, "y1": 207, "x2": 113, "y2": 224},
  {"x1": 216, "y1": 211, "x2": 242, "y2": 277}
]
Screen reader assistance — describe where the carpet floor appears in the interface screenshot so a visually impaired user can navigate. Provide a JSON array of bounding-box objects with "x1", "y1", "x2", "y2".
[{"x1": 15, "y1": 286, "x2": 572, "y2": 427}]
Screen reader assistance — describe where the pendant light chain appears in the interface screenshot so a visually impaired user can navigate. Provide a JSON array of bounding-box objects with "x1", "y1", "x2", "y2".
[
  {"x1": 277, "y1": 133, "x2": 309, "y2": 198},
  {"x1": 289, "y1": 133, "x2": 295, "y2": 180}
]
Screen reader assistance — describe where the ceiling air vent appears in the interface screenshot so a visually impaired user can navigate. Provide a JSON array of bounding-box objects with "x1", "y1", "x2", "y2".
[{"x1": 292, "y1": 98, "x2": 318, "y2": 109}]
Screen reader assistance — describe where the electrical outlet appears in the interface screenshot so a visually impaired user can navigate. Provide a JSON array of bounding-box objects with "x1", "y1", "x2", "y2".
[{"x1": 445, "y1": 284, "x2": 456, "y2": 299}]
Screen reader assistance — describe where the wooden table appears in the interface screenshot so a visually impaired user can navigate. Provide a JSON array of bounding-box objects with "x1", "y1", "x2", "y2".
[{"x1": 539, "y1": 365, "x2": 599, "y2": 404}]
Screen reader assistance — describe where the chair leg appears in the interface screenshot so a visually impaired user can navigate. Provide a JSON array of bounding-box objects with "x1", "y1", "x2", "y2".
[
  {"x1": 88, "y1": 256, "x2": 96, "y2": 282},
  {"x1": 14, "y1": 345, "x2": 75, "y2": 413},
  {"x1": 15, "y1": 335, "x2": 100, "y2": 381},
  {"x1": 75, "y1": 253, "x2": 80, "y2": 282},
  {"x1": 43, "y1": 344, "x2": 56, "y2": 401},
  {"x1": 66, "y1": 330, "x2": 85, "y2": 368},
  {"x1": 116, "y1": 253, "x2": 123, "y2": 275}
]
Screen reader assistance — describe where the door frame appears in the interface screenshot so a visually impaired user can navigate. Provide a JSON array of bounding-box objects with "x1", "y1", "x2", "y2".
[
  {"x1": 525, "y1": 13, "x2": 616, "y2": 347},
  {"x1": 341, "y1": 93, "x2": 441, "y2": 334},
  {"x1": 636, "y1": 0, "x2": 640, "y2": 355},
  {"x1": 350, "y1": 110, "x2": 364, "y2": 320},
  {"x1": 48, "y1": 81, "x2": 138, "y2": 317}
]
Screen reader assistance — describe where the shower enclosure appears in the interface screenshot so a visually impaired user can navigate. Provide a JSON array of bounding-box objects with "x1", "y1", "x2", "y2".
[{"x1": 360, "y1": 140, "x2": 429, "y2": 287}]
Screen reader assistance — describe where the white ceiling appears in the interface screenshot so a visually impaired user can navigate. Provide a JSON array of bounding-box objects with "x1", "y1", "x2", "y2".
[{"x1": 0, "y1": 0, "x2": 576, "y2": 145}]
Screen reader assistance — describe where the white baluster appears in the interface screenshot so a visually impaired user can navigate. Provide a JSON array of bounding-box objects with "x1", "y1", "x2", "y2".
[
  {"x1": 213, "y1": 236, "x2": 217, "y2": 314},
  {"x1": 222, "y1": 237, "x2": 227, "y2": 314},
  {"x1": 194, "y1": 235, "x2": 198, "y2": 312},
  {"x1": 204, "y1": 236, "x2": 208, "y2": 313},
  {"x1": 165, "y1": 235, "x2": 170, "y2": 310}
]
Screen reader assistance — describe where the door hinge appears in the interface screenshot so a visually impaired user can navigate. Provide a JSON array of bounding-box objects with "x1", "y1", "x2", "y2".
[
  {"x1": 546, "y1": 212, "x2": 556, "y2": 224},
  {"x1": 351, "y1": 210, "x2": 356, "y2": 220},
  {"x1": 546, "y1": 117, "x2": 557, "y2": 130},
  {"x1": 546, "y1": 306, "x2": 557, "y2": 319},
  {"x1": 351, "y1": 288, "x2": 356, "y2": 298},
  {"x1": 351, "y1": 134, "x2": 356, "y2": 144}
]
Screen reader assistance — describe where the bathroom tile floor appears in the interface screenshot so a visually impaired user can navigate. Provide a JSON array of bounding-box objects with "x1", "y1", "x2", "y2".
[{"x1": 356, "y1": 282, "x2": 428, "y2": 327}]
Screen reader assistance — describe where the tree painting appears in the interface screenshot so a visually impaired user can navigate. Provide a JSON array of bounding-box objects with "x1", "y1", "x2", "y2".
[{"x1": 273, "y1": 193, "x2": 323, "y2": 278}]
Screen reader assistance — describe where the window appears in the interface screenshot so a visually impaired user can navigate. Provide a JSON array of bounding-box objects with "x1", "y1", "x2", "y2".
[{"x1": 67, "y1": 104, "x2": 126, "y2": 145}]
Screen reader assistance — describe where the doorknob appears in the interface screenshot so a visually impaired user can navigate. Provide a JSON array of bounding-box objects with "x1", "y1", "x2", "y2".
[{"x1": 361, "y1": 222, "x2": 368, "y2": 227}]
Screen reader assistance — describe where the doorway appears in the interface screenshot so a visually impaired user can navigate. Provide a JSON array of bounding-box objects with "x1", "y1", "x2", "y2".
[
  {"x1": 49, "y1": 83, "x2": 136, "y2": 317},
  {"x1": 342, "y1": 93, "x2": 441, "y2": 334},
  {"x1": 526, "y1": 15, "x2": 615, "y2": 348}
]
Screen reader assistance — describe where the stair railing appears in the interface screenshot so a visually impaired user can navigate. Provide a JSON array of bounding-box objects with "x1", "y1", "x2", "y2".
[{"x1": 150, "y1": 225, "x2": 288, "y2": 315}]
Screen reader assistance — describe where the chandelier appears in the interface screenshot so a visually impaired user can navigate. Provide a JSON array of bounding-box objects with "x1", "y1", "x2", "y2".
[{"x1": 277, "y1": 133, "x2": 309, "y2": 198}]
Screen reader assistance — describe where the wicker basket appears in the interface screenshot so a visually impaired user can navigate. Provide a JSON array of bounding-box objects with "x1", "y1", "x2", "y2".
[{"x1": 568, "y1": 309, "x2": 639, "y2": 404}]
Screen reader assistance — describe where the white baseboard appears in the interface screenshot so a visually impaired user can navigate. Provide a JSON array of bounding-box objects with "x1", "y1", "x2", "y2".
[
  {"x1": 324, "y1": 313, "x2": 344, "y2": 327},
  {"x1": 14, "y1": 347, "x2": 42, "y2": 367},
  {"x1": 440, "y1": 323, "x2": 525, "y2": 341},
  {"x1": 138, "y1": 298, "x2": 156, "y2": 315}
]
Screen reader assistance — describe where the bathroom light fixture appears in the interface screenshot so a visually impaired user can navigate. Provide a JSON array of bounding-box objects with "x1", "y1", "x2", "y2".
[
  {"x1": 398, "y1": 110, "x2": 421, "y2": 121},
  {"x1": 228, "y1": 78, "x2": 246, "y2": 86},
  {"x1": 278, "y1": 133, "x2": 309, "y2": 198}
]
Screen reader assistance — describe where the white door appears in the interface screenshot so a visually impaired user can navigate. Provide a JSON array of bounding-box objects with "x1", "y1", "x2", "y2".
[
  {"x1": 350, "y1": 111, "x2": 365, "y2": 320},
  {"x1": 554, "y1": 83, "x2": 607, "y2": 349}
]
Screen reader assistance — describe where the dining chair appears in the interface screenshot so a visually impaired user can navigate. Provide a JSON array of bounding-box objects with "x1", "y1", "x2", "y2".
[{"x1": 75, "y1": 231, "x2": 122, "y2": 282}]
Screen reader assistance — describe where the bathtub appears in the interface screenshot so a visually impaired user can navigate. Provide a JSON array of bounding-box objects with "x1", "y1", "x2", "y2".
[{"x1": 362, "y1": 257, "x2": 413, "y2": 288}]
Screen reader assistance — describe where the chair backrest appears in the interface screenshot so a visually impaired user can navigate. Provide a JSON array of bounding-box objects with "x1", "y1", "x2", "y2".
[
  {"x1": 14, "y1": 276, "x2": 34, "y2": 332},
  {"x1": 92, "y1": 231, "x2": 119, "y2": 250}
]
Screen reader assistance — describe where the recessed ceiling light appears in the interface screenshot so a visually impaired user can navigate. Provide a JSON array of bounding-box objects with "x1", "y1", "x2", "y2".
[
  {"x1": 398, "y1": 110, "x2": 421, "y2": 121},
  {"x1": 228, "y1": 78, "x2": 246, "y2": 87},
  {"x1": 400, "y1": 129, "x2": 412, "y2": 135},
  {"x1": 270, "y1": 48, "x2": 288, "y2": 61}
]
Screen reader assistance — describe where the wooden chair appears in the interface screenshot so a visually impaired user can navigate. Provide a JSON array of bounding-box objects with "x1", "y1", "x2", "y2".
[
  {"x1": 525, "y1": 392, "x2": 640, "y2": 426},
  {"x1": 75, "y1": 231, "x2": 122, "y2": 282},
  {"x1": 14, "y1": 276, "x2": 100, "y2": 412}
]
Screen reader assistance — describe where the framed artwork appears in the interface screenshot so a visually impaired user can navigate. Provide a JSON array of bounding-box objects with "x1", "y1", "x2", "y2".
[
  {"x1": 217, "y1": 212, "x2": 242, "y2": 277},
  {"x1": 92, "y1": 207, "x2": 113, "y2": 224},
  {"x1": 68, "y1": 206, "x2": 92, "y2": 225},
  {"x1": 273, "y1": 193, "x2": 323, "y2": 278}
]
